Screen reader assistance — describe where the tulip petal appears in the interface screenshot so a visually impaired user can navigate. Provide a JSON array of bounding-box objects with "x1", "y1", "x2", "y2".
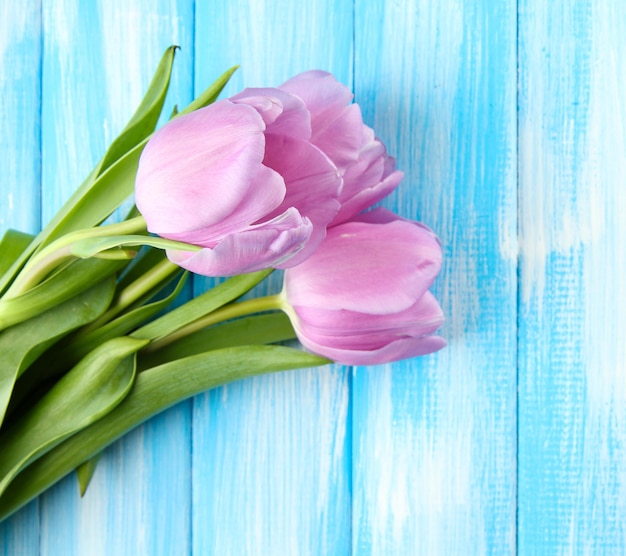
[
  {"x1": 284, "y1": 210, "x2": 442, "y2": 314},
  {"x1": 263, "y1": 135, "x2": 342, "y2": 265},
  {"x1": 166, "y1": 208, "x2": 312, "y2": 276},
  {"x1": 279, "y1": 70, "x2": 353, "y2": 123},
  {"x1": 309, "y1": 104, "x2": 367, "y2": 171},
  {"x1": 160, "y1": 164, "x2": 286, "y2": 247},
  {"x1": 295, "y1": 332, "x2": 447, "y2": 366},
  {"x1": 292, "y1": 291, "x2": 444, "y2": 341},
  {"x1": 136, "y1": 100, "x2": 267, "y2": 235},
  {"x1": 332, "y1": 149, "x2": 404, "y2": 225},
  {"x1": 231, "y1": 87, "x2": 311, "y2": 140}
]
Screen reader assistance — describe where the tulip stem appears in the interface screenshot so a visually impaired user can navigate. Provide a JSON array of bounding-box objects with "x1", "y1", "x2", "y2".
[
  {"x1": 143, "y1": 294, "x2": 284, "y2": 354},
  {"x1": 80, "y1": 258, "x2": 184, "y2": 335},
  {"x1": 4, "y1": 216, "x2": 148, "y2": 299}
]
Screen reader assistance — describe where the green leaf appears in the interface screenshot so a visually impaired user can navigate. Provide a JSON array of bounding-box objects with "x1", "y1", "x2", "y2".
[
  {"x1": 0, "y1": 345, "x2": 329, "y2": 521},
  {"x1": 177, "y1": 66, "x2": 238, "y2": 116},
  {"x1": 11, "y1": 270, "x2": 186, "y2": 408},
  {"x1": 0, "y1": 336, "x2": 147, "y2": 497},
  {"x1": 132, "y1": 270, "x2": 272, "y2": 342},
  {"x1": 36, "y1": 145, "x2": 148, "y2": 251},
  {"x1": 0, "y1": 259, "x2": 125, "y2": 331},
  {"x1": 138, "y1": 312, "x2": 296, "y2": 370},
  {"x1": 0, "y1": 230, "x2": 34, "y2": 279},
  {"x1": 76, "y1": 453, "x2": 102, "y2": 497},
  {"x1": 0, "y1": 277, "x2": 115, "y2": 426},
  {"x1": 70, "y1": 234, "x2": 201, "y2": 259},
  {"x1": 116, "y1": 246, "x2": 170, "y2": 291},
  {"x1": 52, "y1": 271, "x2": 188, "y2": 374}
]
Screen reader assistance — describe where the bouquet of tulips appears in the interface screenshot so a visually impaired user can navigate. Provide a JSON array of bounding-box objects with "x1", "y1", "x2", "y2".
[{"x1": 0, "y1": 47, "x2": 445, "y2": 522}]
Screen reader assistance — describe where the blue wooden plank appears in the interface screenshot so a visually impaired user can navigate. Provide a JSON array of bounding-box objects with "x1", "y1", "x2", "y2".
[
  {"x1": 34, "y1": 1, "x2": 194, "y2": 554},
  {"x1": 518, "y1": 0, "x2": 626, "y2": 551},
  {"x1": 0, "y1": 2, "x2": 42, "y2": 553},
  {"x1": 191, "y1": 1, "x2": 354, "y2": 554},
  {"x1": 0, "y1": 1, "x2": 41, "y2": 235},
  {"x1": 352, "y1": 0, "x2": 518, "y2": 554}
]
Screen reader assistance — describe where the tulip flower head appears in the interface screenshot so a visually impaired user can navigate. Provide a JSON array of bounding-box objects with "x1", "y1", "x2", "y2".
[
  {"x1": 135, "y1": 71, "x2": 403, "y2": 276},
  {"x1": 281, "y1": 208, "x2": 446, "y2": 365}
]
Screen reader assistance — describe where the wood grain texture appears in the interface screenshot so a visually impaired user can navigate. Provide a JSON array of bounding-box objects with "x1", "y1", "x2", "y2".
[
  {"x1": 352, "y1": 0, "x2": 518, "y2": 553},
  {"x1": 1, "y1": 0, "x2": 625, "y2": 554},
  {"x1": 518, "y1": 0, "x2": 626, "y2": 552},
  {"x1": 0, "y1": 2, "x2": 41, "y2": 554},
  {"x1": 191, "y1": 2, "x2": 353, "y2": 554},
  {"x1": 0, "y1": 1, "x2": 41, "y2": 235}
]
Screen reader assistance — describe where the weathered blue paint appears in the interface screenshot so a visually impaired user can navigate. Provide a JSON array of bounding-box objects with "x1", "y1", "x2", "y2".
[
  {"x1": 518, "y1": 0, "x2": 626, "y2": 552},
  {"x1": 352, "y1": 0, "x2": 517, "y2": 553},
  {"x1": 1, "y1": 0, "x2": 625, "y2": 554}
]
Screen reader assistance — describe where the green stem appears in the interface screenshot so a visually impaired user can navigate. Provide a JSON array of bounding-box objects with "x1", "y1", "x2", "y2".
[
  {"x1": 131, "y1": 269, "x2": 273, "y2": 342},
  {"x1": 5, "y1": 216, "x2": 147, "y2": 298},
  {"x1": 143, "y1": 294, "x2": 285, "y2": 353},
  {"x1": 80, "y1": 258, "x2": 182, "y2": 334}
]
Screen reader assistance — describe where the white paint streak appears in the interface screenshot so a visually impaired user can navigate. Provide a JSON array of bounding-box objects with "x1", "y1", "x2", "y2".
[
  {"x1": 359, "y1": 340, "x2": 494, "y2": 554},
  {"x1": 0, "y1": 3, "x2": 40, "y2": 233},
  {"x1": 355, "y1": 0, "x2": 517, "y2": 553},
  {"x1": 578, "y1": 2, "x2": 626, "y2": 548},
  {"x1": 519, "y1": 2, "x2": 607, "y2": 305},
  {"x1": 200, "y1": 367, "x2": 350, "y2": 556},
  {"x1": 519, "y1": 0, "x2": 626, "y2": 551},
  {"x1": 0, "y1": 5, "x2": 35, "y2": 82}
]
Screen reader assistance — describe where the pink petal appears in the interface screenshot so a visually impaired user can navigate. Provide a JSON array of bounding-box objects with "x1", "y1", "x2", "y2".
[
  {"x1": 309, "y1": 104, "x2": 368, "y2": 171},
  {"x1": 284, "y1": 211, "x2": 443, "y2": 314},
  {"x1": 292, "y1": 291, "x2": 444, "y2": 341},
  {"x1": 262, "y1": 135, "x2": 342, "y2": 265},
  {"x1": 166, "y1": 208, "x2": 313, "y2": 276},
  {"x1": 231, "y1": 87, "x2": 312, "y2": 140},
  {"x1": 159, "y1": 164, "x2": 286, "y2": 247},
  {"x1": 295, "y1": 332, "x2": 446, "y2": 366},
  {"x1": 136, "y1": 100, "x2": 268, "y2": 235},
  {"x1": 279, "y1": 70, "x2": 353, "y2": 122},
  {"x1": 332, "y1": 166, "x2": 404, "y2": 225}
]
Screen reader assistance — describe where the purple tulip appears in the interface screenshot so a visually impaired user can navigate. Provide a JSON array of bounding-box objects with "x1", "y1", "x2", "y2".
[
  {"x1": 136, "y1": 71, "x2": 403, "y2": 276},
  {"x1": 282, "y1": 208, "x2": 446, "y2": 365},
  {"x1": 135, "y1": 96, "x2": 341, "y2": 276}
]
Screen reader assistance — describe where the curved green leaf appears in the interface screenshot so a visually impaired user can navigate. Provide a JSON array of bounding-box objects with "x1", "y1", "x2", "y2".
[
  {"x1": 131, "y1": 270, "x2": 272, "y2": 342},
  {"x1": 70, "y1": 234, "x2": 201, "y2": 259},
  {"x1": 0, "y1": 345, "x2": 328, "y2": 521},
  {"x1": 76, "y1": 453, "x2": 102, "y2": 497},
  {"x1": 0, "y1": 336, "x2": 147, "y2": 498},
  {"x1": 53, "y1": 271, "x2": 188, "y2": 374},
  {"x1": 138, "y1": 312, "x2": 295, "y2": 370},
  {"x1": 0, "y1": 277, "x2": 115, "y2": 426},
  {"x1": 0, "y1": 230, "x2": 34, "y2": 279},
  {"x1": 178, "y1": 65, "x2": 238, "y2": 116},
  {"x1": 0, "y1": 258, "x2": 125, "y2": 331}
]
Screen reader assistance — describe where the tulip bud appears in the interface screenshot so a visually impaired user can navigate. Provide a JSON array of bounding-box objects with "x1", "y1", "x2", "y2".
[{"x1": 282, "y1": 208, "x2": 446, "y2": 365}]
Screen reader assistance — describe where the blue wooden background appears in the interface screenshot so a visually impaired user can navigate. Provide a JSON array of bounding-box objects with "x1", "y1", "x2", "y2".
[{"x1": 0, "y1": 0, "x2": 624, "y2": 554}]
